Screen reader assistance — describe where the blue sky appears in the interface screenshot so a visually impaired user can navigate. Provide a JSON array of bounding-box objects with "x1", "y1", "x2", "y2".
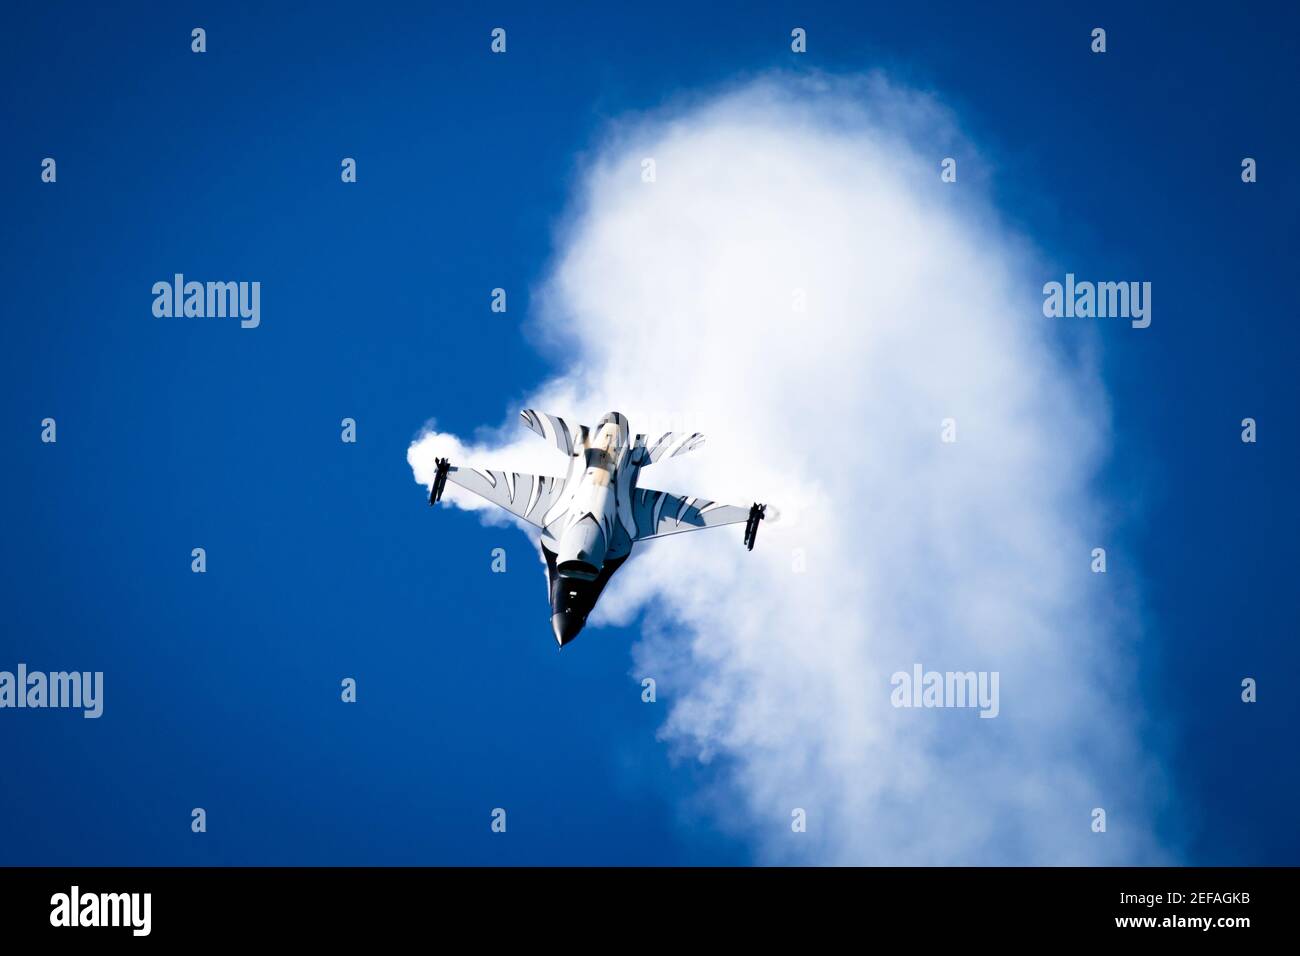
[{"x1": 1, "y1": 1, "x2": 1296, "y2": 865}]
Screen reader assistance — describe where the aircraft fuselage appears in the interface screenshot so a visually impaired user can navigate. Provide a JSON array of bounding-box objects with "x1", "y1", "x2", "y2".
[
  {"x1": 544, "y1": 413, "x2": 639, "y2": 645},
  {"x1": 429, "y1": 407, "x2": 762, "y2": 648}
]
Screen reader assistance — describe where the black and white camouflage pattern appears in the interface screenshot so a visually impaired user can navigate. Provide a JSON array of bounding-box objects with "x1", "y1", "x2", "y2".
[{"x1": 444, "y1": 410, "x2": 748, "y2": 559}]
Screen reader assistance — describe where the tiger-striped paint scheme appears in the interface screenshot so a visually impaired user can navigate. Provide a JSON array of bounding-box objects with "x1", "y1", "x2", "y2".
[{"x1": 439, "y1": 410, "x2": 755, "y2": 646}]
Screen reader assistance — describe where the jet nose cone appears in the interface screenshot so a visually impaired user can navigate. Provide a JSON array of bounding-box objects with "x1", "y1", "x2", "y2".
[{"x1": 551, "y1": 612, "x2": 584, "y2": 648}]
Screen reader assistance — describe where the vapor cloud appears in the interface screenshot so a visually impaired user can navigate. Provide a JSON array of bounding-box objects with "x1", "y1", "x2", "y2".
[{"x1": 409, "y1": 74, "x2": 1171, "y2": 864}]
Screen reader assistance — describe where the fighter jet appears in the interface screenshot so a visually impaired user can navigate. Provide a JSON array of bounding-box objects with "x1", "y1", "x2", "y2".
[{"x1": 428, "y1": 410, "x2": 766, "y2": 647}]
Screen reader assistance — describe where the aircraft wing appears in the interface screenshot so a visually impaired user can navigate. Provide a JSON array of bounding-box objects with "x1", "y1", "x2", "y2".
[
  {"x1": 520, "y1": 409, "x2": 586, "y2": 456},
  {"x1": 637, "y1": 431, "x2": 705, "y2": 465},
  {"x1": 445, "y1": 466, "x2": 567, "y2": 529},
  {"x1": 631, "y1": 488, "x2": 750, "y2": 541}
]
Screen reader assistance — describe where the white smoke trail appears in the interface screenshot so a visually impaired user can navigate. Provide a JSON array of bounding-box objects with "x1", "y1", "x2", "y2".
[{"x1": 409, "y1": 74, "x2": 1171, "y2": 864}]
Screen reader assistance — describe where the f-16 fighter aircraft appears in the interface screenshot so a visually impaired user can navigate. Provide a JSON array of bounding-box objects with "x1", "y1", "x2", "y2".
[{"x1": 428, "y1": 410, "x2": 766, "y2": 647}]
